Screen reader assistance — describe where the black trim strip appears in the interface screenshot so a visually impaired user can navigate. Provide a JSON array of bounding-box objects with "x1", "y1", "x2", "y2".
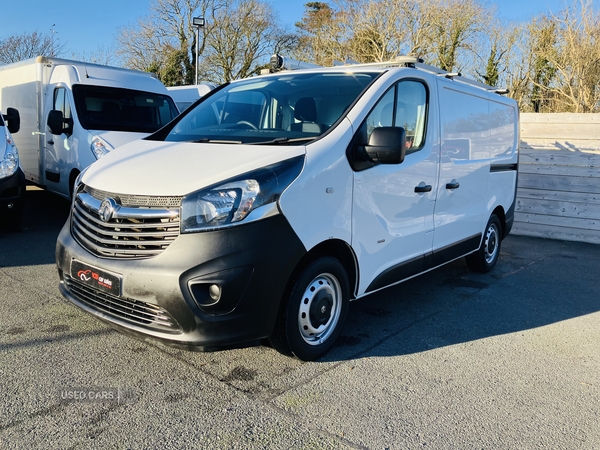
[
  {"x1": 366, "y1": 233, "x2": 481, "y2": 293},
  {"x1": 431, "y1": 234, "x2": 481, "y2": 267},
  {"x1": 366, "y1": 254, "x2": 425, "y2": 293},
  {"x1": 490, "y1": 163, "x2": 518, "y2": 172},
  {"x1": 45, "y1": 170, "x2": 60, "y2": 183}
]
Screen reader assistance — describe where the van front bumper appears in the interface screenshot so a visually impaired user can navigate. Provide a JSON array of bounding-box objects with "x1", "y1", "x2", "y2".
[
  {"x1": 0, "y1": 168, "x2": 25, "y2": 225},
  {"x1": 55, "y1": 213, "x2": 306, "y2": 350}
]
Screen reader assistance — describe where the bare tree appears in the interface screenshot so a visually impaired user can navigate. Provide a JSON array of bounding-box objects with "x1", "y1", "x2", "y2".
[
  {"x1": 425, "y1": 0, "x2": 490, "y2": 72},
  {"x1": 116, "y1": 0, "x2": 289, "y2": 84},
  {"x1": 293, "y1": 0, "x2": 493, "y2": 72},
  {"x1": 0, "y1": 30, "x2": 64, "y2": 65},
  {"x1": 68, "y1": 45, "x2": 118, "y2": 66},
  {"x1": 199, "y1": 0, "x2": 293, "y2": 82},
  {"x1": 506, "y1": 0, "x2": 600, "y2": 113},
  {"x1": 346, "y1": 0, "x2": 407, "y2": 63},
  {"x1": 293, "y1": 2, "x2": 348, "y2": 66},
  {"x1": 529, "y1": 16, "x2": 558, "y2": 112},
  {"x1": 472, "y1": 19, "x2": 518, "y2": 88},
  {"x1": 116, "y1": 0, "x2": 226, "y2": 85},
  {"x1": 546, "y1": 0, "x2": 600, "y2": 112}
]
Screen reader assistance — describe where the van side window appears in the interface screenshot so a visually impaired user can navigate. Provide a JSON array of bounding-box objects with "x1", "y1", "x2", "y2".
[
  {"x1": 360, "y1": 80, "x2": 428, "y2": 153},
  {"x1": 53, "y1": 87, "x2": 72, "y2": 132},
  {"x1": 396, "y1": 81, "x2": 427, "y2": 151},
  {"x1": 365, "y1": 88, "x2": 395, "y2": 141}
]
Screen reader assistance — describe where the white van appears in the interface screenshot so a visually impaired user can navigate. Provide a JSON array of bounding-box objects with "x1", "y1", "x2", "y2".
[
  {"x1": 56, "y1": 57, "x2": 519, "y2": 360},
  {"x1": 0, "y1": 57, "x2": 179, "y2": 199},
  {"x1": 167, "y1": 84, "x2": 216, "y2": 112},
  {"x1": 0, "y1": 107, "x2": 24, "y2": 228}
]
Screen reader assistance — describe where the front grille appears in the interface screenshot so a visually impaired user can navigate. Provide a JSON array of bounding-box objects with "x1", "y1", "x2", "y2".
[
  {"x1": 85, "y1": 185, "x2": 181, "y2": 208},
  {"x1": 72, "y1": 185, "x2": 182, "y2": 259},
  {"x1": 64, "y1": 275, "x2": 182, "y2": 334}
]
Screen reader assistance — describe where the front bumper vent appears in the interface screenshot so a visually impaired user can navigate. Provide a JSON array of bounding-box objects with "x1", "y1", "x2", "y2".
[{"x1": 64, "y1": 274, "x2": 182, "y2": 334}]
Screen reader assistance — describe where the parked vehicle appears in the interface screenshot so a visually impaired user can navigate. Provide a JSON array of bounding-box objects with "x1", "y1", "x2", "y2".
[
  {"x1": 0, "y1": 107, "x2": 25, "y2": 229},
  {"x1": 0, "y1": 57, "x2": 179, "y2": 199},
  {"x1": 56, "y1": 56, "x2": 519, "y2": 360},
  {"x1": 167, "y1": 84, "x2": 216, "y2": 112}
]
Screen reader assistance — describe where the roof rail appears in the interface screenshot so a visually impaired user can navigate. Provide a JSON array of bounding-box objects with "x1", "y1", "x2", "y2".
[{"x1": 265, "y1": 54, "x2": 509, "y2": 94}]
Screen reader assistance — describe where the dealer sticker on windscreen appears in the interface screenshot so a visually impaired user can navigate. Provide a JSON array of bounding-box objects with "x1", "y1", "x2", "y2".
[{"x1": 71, "y1": 260, "x2": 122, "y2": 296}]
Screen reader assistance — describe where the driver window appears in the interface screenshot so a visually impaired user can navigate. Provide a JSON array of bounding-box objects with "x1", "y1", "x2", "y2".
[
  {"x1": 53, "y1": 87, "x2": 73, "y2": 135},
  {"x1": 53, "y1": 87, "x2": 72, "y2": 121},
  {"x1": 364, "y1": 88, "x2": 395, "y2": 142},
  {"x1": 360, "y1": 80, "x2": 428, "y2": 153},
  {"x1": 396, "y1": 81, "x2": 427, "y2": 151}
]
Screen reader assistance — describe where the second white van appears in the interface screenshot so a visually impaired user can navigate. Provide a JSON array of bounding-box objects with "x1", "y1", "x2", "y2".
[
  {"x1": 56, "y1": 57, "x2": 519, "y2": 360},
  {"x1": 0, "y1": 57, "x2": 179, "y2": 199}
]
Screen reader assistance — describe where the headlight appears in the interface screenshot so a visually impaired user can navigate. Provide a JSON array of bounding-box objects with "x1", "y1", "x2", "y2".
[
  {"x1": 0, "y1": 134, "x2": 19, "y2": 179},
  {"x1": 91, "y1": 137, "x2": 113, "y2": 159},
  {"x1": 181, "y1": 155, "x2": 304, "y2": 233}
]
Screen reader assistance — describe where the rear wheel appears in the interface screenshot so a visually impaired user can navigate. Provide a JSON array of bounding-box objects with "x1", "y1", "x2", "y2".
[
  {"x1": 465, "y1": 214, "x2": 502, "y2": 273},
  {"x1": 269, "y1": 257, "x2": 350, "y2": 361}
]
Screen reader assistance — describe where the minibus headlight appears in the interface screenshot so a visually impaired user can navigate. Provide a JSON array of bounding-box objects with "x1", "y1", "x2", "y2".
[
  {"x1": 180, "y1": 155, "x2": 304, "y2": 233},
  {"x1": 91, "y1": 137, "x2": 113, "y2": 159},
  {"x1": 0, "y1": 135, "x2": 19, "y2": 179}
]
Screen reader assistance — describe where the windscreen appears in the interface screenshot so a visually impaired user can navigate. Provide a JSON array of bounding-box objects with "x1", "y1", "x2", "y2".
[
  {"x1": 161, "y1": 71, "x2": 378, "y2": 145},
  {"x1": 72, "y1": 85, "x2": 179, "y2": 133}
]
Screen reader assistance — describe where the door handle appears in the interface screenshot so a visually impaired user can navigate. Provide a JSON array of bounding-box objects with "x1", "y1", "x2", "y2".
[
  {"x1": 47, "y1": 139, "x2": 54, "y2": 145},
  {"x1": 446, "y1": 181, "x2": 460, "y2": 190},
  {"x1": 414, "y1": 184, "x2": 432, "y2": 193}
]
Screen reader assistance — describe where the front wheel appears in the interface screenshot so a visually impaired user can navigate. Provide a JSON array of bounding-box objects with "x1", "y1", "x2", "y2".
[
  {"x1": 465, "y1": 214, "x2": 502, "y2": 273},
  {"x1": 269, "y1": 257, "x2": 350, "y2": 361}
]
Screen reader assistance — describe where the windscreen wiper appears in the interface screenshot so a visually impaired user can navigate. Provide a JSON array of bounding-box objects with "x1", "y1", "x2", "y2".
[
  {"x1": 192, "y1": 138, "x2": 243, "y2": 144},
  {"x1": 249, "y1": 137, "x2": 317, "y2": 145}
]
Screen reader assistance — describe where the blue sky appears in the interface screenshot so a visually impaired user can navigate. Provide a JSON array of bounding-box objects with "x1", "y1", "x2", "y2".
[{"x1": 2, "y1": 0, "x2": 569, "y2": 57}]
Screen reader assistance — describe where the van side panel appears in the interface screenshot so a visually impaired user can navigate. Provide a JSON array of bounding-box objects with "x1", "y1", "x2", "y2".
[
  {"x1": 0, "y1": 61, "x2": 44, "y2": 183},
  {"x1": 433, "y1": 81, "x2": 502, "y2": 253},
  {"x1": 486, "y1": 95, "x2": 519, "y2": 233}
]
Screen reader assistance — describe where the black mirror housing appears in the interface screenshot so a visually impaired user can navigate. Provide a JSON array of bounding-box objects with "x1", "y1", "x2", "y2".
[
  {"x1": 364, "y1": 126, "x2": 406, "y2": 164},
  {"x1": 4, "y1": 107, "x2": 20, "y2": 134},
  {"x1": 47, "y1": 110, "x2": 73, "y2": 136}
]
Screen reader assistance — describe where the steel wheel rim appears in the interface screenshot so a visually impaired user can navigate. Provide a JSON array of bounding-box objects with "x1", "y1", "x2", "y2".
[
  {"x1": 298, "y1": 273, "x2": 342, "y2": 346},
  {"x1": 484, "y1": 222, "x2": 499, "y2": 264}
]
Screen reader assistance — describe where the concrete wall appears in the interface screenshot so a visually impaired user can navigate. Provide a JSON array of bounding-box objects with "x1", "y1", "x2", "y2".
[{"x1": 513, "y1": 113, "x2": 600, "y2": 244}]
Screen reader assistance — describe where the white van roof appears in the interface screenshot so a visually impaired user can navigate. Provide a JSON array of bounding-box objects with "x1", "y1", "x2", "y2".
[{"x1": 167, "y1": 84, "x2": 216, "y2": 112}]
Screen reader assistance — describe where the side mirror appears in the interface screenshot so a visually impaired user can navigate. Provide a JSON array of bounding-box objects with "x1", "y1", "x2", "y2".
[
  {"x1": 4, "y1": 107, "x2": 20, "y2": 134},
  {"x1": 365, "y1": 126, "x2": 406, "y2": 164},
  {"x1": 47, "y1": 110, "x2": 74, "y2": 136}
]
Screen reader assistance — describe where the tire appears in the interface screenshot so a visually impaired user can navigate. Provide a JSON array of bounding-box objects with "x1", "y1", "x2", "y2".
[
  {"x1": 465, "y1": 214, "x2": 502, "y2": 273},
  {"x1": 269, "y1": 257, "x2": 350, "y2": 361}
]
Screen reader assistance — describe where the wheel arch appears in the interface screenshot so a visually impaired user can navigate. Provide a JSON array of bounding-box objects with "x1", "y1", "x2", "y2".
[
  {"x1": 285, "y1": 239, "x2": 358, "y2": 303},
  {"x1": 269, "y1": 239, "x2": 356, "y2": 360},
  {"x1": 491, "y1": 204, "x2": 507, "y2": 239}
]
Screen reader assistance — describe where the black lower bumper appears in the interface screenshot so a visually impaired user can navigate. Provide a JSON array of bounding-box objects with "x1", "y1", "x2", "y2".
[
  {"x1": 56, "y1": 213, "x2": 306, "y2": 349},
  {"x1": 0, "y1": 168, "x2": 25, "y2": 226}
]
